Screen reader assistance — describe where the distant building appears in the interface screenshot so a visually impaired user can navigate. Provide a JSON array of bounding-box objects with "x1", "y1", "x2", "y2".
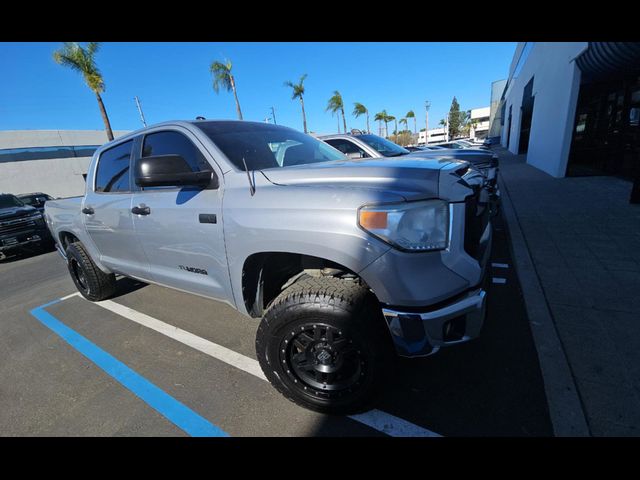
[
  {"x1": 499, "y1": 42, "x2": 640, "y2": 178},
  {"x1": 469, "y1": 106, "x2": 490, "y2": 140},
  {"x1": 417, "y1": 127, "x2": 448, "y2": 145},
  {"x1": 0, "y1": 130, "x2": 130, "y2": 198}
]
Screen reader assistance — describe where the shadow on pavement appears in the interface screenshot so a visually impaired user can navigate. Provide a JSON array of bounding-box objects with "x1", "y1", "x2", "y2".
[
  {"x1": 0, "y1": 242, "x2": 56, "y2": 264},
  {"x1": 112, "y1": 276, "x2": 149, "y2": 299}
]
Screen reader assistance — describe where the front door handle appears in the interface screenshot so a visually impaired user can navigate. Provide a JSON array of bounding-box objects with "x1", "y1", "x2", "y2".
[
  {"x1": 131, "y1": 205, "x2": 151, "y2": 215},
  {"x1": 82, "y1": 207, "x2": 94, "y2": 215}
]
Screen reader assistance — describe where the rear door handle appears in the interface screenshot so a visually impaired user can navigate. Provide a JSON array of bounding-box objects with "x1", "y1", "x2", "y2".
[
  {"x1": 131, "y1": 205, "x2": 151, "y2": 215},
  {"x1": 82, "y1": 207, "x2": 94, "y2": 215}
]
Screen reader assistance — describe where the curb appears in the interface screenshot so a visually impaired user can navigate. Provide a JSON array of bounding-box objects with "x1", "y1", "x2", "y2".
[{"x1": 498, "y1": 173, "x2": 590, "y2": 437}]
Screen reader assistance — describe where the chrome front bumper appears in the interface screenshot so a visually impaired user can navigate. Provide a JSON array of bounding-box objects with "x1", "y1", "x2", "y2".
[{"x1": 382, "y1": 287, "x2": 487, "y2": 357}]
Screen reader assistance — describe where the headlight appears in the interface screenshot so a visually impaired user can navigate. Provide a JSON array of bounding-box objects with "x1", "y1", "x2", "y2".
[
  {"x1": 28, "y1": 212, "x2": 44, "y2": 225},
  {"x1": 358, "y1": 200, "x2": 449, "y2": 252}
]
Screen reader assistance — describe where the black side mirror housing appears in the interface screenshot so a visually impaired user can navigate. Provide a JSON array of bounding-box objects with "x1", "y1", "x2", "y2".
[{"x1": 135, "y1": 154, "x2": 215, "y2": 188}]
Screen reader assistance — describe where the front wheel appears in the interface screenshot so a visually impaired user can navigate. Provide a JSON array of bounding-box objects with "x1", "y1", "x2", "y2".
[
  {"x1": 256, "y1": 276, "x2": 393, "y2": 414},
  {"x1": 66, "y1": 241, "x2": 116, "y2": 301}
]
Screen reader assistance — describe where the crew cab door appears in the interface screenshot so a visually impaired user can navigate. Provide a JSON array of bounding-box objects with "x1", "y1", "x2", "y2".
[
  {"x1": 130, "y1": 128, "x2": 233, "y2": 304},
  {"x1": 83, "y1": 138, "x2": 150, "y2": 279}
]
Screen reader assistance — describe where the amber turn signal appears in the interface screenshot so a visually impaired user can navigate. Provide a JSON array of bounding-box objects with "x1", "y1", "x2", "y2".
[{"x1": 359, "y1": 210, "x2": 388, "y2": 230}]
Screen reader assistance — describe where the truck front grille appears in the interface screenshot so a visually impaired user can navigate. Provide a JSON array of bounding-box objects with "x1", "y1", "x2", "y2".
[
  {"x1": 0, "y1": 217, "x2": 36, "y2": 236},
  {"x1": 464, "y1": 192, "x2": 489, "y2": 260}
]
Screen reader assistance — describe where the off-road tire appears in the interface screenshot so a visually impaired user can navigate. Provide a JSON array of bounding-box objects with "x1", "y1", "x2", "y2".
[
  {"x1": 256, "y1": 276, "x2": 394, "y2": 414},
  {"x1": 66, "y1": 241, "x2": 116, "y2": 301}
]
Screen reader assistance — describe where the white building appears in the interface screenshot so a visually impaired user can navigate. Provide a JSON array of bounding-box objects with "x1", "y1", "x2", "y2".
[
  {"x1": 0, "y1": 130, "x2": 129, "y2": 198},
  {"x1": 469, "y1": 106, "x2": 490, "y2": 140},
  {"x1": 417, "y1": 127, "x2": 448, "y2": 145},
  {"x1": 498, "y1": 42, "x2": 640, "y2": 178}
]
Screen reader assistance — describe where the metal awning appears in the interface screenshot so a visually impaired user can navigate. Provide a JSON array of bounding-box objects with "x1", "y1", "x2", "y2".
[{"x1": 576, "y1": 42, "x2": 640, "y2": 81}]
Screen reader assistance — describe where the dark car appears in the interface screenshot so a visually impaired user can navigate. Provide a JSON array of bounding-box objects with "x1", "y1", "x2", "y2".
[
  {"x1": 0, "y1": 193, "x2": 53, "y2": 259},
  {"x1": 17, "y1": 192, "x2": 54, "y2": 213}
]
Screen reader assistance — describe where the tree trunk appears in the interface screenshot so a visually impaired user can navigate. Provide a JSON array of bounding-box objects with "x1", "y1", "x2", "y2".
[
  {"x1": 341, "y1": 107, "x2": 347, "y2": 134},
  {"x1": 413, "y1": 117, "x2": 417, "y2": 134},
  {"x1": 300, "y1": 96, "x2": 308, "y2": 133},
  {"x1": 366, "y1": 112, "x2": 370, "y2": 134},
  {"x1": 230, "y1": 75, "x2": 243, "y2": 120},
  {"x1": 95, "y1": 92, "x2": 114, "y2": 141}
]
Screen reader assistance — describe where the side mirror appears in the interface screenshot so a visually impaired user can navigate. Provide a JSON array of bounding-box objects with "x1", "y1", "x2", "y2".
[
  {"x1": 346, "y1": 151, "x2": 364, "y2": 159},
  {"x1": 135, "y1": 154, "x2": 215, "y2": 188}
]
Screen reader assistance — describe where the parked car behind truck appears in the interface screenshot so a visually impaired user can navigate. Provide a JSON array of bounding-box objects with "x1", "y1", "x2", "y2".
[
  {"x1": 45, "y1": 120, "x2": 492, "y2": 413},
  {"x1": 320, "y1": 133, "x2": 501, "y2": 214},
  {"x1": 0, "y1": 193, "x2": 52, "y2": 259}
]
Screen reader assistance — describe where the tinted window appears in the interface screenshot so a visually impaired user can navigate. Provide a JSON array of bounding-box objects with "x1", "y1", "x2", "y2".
[
  {"x1": 95, "y1": 140, "x2": 133, "y2": 193},
  {"x1": 142, "y1": 131, "x2": 211, "y2": 172},
  {"x1": 356, "y1": 134, "x2": 410, "y2": 157},
  {"x1": 325, "y1": 139, "x2": 369, "y2": 157},
  {"x1": 195, "y1": 122, "x2": 347, "y2": 170},
  {"x1": 18, "y1": 194, "x2": 51, "y2": 206}
]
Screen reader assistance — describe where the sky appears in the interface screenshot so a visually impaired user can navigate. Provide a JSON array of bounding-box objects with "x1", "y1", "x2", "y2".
[{"x1": 0, "y1": 42, "x2": 516, "y2": 136}]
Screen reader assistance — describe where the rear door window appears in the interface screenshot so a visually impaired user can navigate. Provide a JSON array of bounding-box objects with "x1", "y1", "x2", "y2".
[{"x1": 95, "y1": 140, "x2": 134, "y2": 193}]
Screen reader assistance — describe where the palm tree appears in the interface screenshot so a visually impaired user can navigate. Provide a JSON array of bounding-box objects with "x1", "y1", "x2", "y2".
[
  {"x1": 387, "y1": 115, "x2": 397, "y2": 137},
  {"x1": 284, "y1": 74, "x2": 309, "y2": 133},
  {"x1": 399, "y1": 117, "x2": 408, "y2": 131},
  {"x1": 374, "y1": 111, "x2": 386, "y2": 136},
  {"x1": 406, "y1": 110, "x2": 416, "y2": 134},
  {"x1": 326, "y1": 91, "x2": 347, "y2": 134},
  {"x1": 53, "y1": 42, "x2": 114, "y2": 141},
  {"x1": 210, "y1": 59, "x2": 243, "y2": 120},
  {"x1": 353, "y1": 102, "x2": 370, "y2": 133}
]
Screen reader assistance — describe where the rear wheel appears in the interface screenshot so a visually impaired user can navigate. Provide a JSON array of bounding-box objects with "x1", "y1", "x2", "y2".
[
  {"x1": 256, "y1": 276, "x2": 394, "y2": 414},
  {"x1": 66, "y1": 242, "x2": 116, "y2": 301}
]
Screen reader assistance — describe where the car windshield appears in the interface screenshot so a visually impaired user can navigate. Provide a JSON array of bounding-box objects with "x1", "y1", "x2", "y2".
[
  {"x1": 356, "y1": 134, "x2": 410, "y2": 157},
  {"x1": 0, "y1": 194, "x2": 25, "y2": 209},
  {"x1": 18, "y1": 194, "x2": 46, "y2": 206},
  {"x1": 195, "y1": 121, "x2": 348, "y2": 170}
]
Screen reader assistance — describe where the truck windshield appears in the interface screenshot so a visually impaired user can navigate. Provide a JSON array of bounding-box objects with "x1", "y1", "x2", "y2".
[
  {"x1": 0, "y1": 194, "x2": 25, "y2": 209},
  {"x1": 356, "y1": 135, "x2": 411, "y2": 157},
  {"x1": 195, "y1": 121, "x2": 348, "y2": 171}
]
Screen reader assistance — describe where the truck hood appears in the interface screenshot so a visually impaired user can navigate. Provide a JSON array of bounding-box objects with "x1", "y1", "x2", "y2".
[
  {"x1": 0, "y1": 205, "x2": 38, "y2": 221},
  {"x1": 260, "y1": 157, "x2": 468, "y2": 201},
  {"x1": 406, "y1": 149, "x2": 495, "y2": 166}
]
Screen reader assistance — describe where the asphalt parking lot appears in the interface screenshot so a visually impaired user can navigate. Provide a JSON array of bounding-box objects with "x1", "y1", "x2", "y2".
[{"x1": 0, "y1": 210, "x2": 553, "y2": 436}]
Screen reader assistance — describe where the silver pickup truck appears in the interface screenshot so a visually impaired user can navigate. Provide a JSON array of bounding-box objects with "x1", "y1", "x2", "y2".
[{"x1": 45, "y1": 120, "x2": 492, "y2": 413}]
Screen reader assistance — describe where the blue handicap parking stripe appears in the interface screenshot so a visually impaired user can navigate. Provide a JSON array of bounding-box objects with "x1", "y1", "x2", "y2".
[{"x1": 30, "y1": 299, "x2": 229, "y2": 437}]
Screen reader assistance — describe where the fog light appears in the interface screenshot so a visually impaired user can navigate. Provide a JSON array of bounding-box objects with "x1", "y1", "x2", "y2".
[{"x1": 442, "y1": 316, "x2": 466, "y2": 342}]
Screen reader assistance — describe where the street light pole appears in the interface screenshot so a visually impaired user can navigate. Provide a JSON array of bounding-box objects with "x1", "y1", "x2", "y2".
[{"x1": 425, "y1": 100, "x2": 431, "y2": 145}]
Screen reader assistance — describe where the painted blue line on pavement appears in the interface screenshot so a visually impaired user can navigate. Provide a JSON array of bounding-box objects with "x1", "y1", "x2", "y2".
[{"x1": 30, "y1": 300, "x2": 228, "y2": 437}]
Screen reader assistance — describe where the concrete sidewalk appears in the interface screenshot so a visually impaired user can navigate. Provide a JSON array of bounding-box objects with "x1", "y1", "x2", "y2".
[{"x1": 496, "y1": 146, "x2": 640, "y2": 436}]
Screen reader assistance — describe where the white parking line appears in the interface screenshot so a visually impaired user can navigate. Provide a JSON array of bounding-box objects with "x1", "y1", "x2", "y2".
[
  {"x1": 491, "y1": 263, "x2": 510, "y2": 269},
  {"x1": 57, "y1": 293, "x2": 442, "y2": 437},
  {"x1": 492, "y1": 277, "x2": 507, "y2": 284},
  {"x1": 95, "y1": 299, "x2": 267, "y2": 381},
  {"x1": 60, "y1": 292, "x2": 81, "y2": 301}
]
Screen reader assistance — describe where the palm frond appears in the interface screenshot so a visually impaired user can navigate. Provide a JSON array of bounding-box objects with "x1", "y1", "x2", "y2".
[
  {"x1": 210, "y1": 60, "x2": 233, "y2": 93},
  {"x1": 353, "y1": 102, "x2": 367, "y2": 117},
  {"x1": 53, "y1": 42, "x2": 105, "y2": 93}
]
